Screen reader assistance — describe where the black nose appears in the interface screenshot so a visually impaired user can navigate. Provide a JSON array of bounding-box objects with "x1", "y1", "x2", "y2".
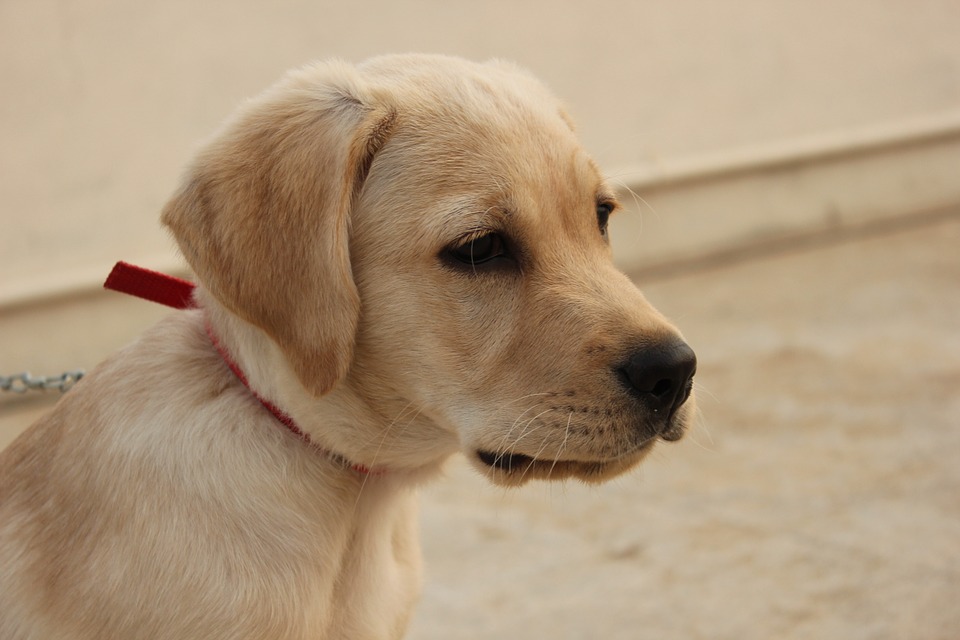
[{"x1": 618, "y1": 338, "x2": 697, "y2": 417}]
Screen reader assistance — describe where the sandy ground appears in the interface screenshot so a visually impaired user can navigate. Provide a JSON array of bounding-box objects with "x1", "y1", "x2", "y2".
[{"x1": 2, "y1": 214, "x2": 958, "y2": 639}]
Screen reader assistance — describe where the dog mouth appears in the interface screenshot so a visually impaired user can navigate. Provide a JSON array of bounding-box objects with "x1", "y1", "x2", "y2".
[
  {"x1": 477, "y1": 450, "x2": 556, "y2": 472},
  {"x1": 473, "y1": 444, "x2": 654, "y2": 485},
  {"x1": 473, "y1": 414, "x2": 691, "y2": 485},
  {"x1": 471, "y1": 396, "x2": 696, "y2": 485}
]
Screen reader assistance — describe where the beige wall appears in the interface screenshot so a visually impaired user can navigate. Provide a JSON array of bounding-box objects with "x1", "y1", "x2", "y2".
[
  {"x1": 3, "y1": 0, "x2": 960, "y2": 296},
  {"x1": 2, "y1": 0, "x2": 959, "y2": 370}
]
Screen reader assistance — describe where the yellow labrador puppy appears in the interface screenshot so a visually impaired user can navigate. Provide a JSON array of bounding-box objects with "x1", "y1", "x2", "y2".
[{"x1": 0, "y1": 54, "x2": 696, "y2": 639}]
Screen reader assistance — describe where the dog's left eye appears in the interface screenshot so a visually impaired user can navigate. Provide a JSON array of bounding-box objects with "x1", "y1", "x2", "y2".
[
  {"x1": 447, "y1": 233, "x2": 509, "y2": 267},
  {"x1": 597, "y1": 201, "x2": 615, "y2": 237}
]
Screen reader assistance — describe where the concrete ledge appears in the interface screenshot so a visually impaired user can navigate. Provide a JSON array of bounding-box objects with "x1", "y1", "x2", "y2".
[
  {"x1": 3, "y1": 111, "x2": 959, "y2": 311},
  {"x1": 0, "y1": 253, "x2": 189, "y2": 312},
  {"x1": 609, "y1": 110, "x2": 960, "y2": 275}
]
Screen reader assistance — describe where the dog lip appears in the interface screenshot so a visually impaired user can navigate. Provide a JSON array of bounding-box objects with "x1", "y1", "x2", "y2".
[
  {"x1": 473, "y1": 442, "x2": 657, "y2": 484},
  {"x1": 474, "y1": 445, "x2": 649, "y2": 473},
  {"x1": 476, "y1": 450, "x2": 534, "y2": 471},
  {"x1": 659, "y1": 427, "x2": 685, "y2": 442},
  {"x1": 656, "y1": 414, "x2": 688, "y2": 442}
]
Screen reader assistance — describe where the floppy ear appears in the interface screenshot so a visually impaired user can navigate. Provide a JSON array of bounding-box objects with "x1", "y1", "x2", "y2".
[{"x1": 162, "y1": 62, "x2": 395, "y2": 396}]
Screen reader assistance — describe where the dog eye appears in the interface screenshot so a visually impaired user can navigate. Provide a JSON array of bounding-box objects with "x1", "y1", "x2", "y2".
[
  {"x1": 447, "y1": 233, "x2": 508, "y2": 267},
  {"x1": 596, "y1": 201, "x2": 615, "y2": 237}
]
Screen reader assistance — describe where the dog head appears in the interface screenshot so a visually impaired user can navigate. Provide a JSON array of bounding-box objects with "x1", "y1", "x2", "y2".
[{"x1": 162, "y1": 54, "x2": 696, "y2": 486}]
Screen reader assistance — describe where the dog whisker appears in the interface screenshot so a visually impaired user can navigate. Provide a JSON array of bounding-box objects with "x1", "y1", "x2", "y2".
[
  {"x1": 498, "y1": 407, "x2": 555, "y2": 463},
  {"x1": 690, "y1": 379, "x2": 718, "y2": 403},
  {"x1": 686, "y1": 410, "x2": 716, "y2": 452},
  {"x1": 501, "y1": 391, "x2": 555, "y2": 407},
  {"x1": 517, "y1": 423, "x2": 559, "y2": 484},
  {"x1": 354, "y1": 402, "x2": 422, "y2": 507},
  {"x1": 606, "y1": 172, "x2": 660, "y2": 217},
  {"x1": 488, "y1": 400, "x2": 549, "y2": 467},
  {"x1": 608, "y1": 176, "x2": 660, "y2": 244},
  {"x1": 548, "y1": 412, "x2": 573, "y2": 478},
  {"x1": 485, "y1": 417, "x2": 552, "y2": 485},
  {"x1": 493, "y1": 408, "x2": 558, "y2": 485},
  {"x1": 376, "y1": 405, "x2": 425, "y2": 461}
]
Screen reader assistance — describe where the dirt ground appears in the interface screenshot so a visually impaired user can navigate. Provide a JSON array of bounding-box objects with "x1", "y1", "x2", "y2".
[
  {"x1": 1, "y1": 214, "x2": 958, "y2": 639},
  {"x1": 409, "y1": 214, "x2": 960, "y2": 639}
]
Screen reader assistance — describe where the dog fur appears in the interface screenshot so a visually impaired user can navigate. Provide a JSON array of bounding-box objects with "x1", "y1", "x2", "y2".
[{"x1": 0, "y1": 54, "x2": 695, "y2": 639}]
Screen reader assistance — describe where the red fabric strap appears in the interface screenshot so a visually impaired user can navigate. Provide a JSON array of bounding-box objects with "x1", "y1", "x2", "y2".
[
  {"x1": 103, "y1": 261, "x2": 379, "y2": 475},
  {"x1": 104, "y1": 261, "x2": 197, "y2": 310}
]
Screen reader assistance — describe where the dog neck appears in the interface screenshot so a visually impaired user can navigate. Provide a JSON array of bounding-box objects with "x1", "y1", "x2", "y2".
[
  {"x1": 103, "y1": 261, "x2": 385, "y2": 476},
  {"x1": 202, "y1": 320, "x2": 381, "y2": 476}
]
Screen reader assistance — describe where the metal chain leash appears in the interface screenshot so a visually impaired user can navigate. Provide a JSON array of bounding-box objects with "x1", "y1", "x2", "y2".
[{"x1": 0, "y1": 371, "x2": 85, "y2": 394}]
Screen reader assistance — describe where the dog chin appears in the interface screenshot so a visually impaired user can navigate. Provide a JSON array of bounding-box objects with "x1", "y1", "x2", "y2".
[{"x1": 469, "y1": 444, "x2": 656, "y2": 487}]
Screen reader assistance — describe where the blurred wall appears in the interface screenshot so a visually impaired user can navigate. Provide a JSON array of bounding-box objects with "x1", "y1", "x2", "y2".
[{"x1": 2, "y1": 0, "x2": 959, "y2": 373}]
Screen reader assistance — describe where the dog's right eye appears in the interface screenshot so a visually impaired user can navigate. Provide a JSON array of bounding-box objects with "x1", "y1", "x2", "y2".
[{"x1": 446, "y1": 233, "x2": 509, "y2": 267}]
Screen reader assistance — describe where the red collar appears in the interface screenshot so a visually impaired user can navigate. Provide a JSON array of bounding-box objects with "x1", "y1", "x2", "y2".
[{"x1": 104, "y1": 261, "x2": 379, "y2": 475}]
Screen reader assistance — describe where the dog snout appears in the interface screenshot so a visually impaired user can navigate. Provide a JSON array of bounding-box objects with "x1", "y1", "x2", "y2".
[{"x1": 617, "y1": 338, "x2": 697, "y2": 422}]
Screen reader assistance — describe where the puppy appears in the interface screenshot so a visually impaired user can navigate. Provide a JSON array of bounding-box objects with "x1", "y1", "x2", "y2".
[{"x1": 0, "y1": 54, "x2": 696, "y2": 639}]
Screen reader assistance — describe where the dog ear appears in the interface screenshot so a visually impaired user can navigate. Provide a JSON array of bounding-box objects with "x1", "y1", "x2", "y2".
[{"x1": 162, "y1": 63, "x2": 395, "y2": 396}]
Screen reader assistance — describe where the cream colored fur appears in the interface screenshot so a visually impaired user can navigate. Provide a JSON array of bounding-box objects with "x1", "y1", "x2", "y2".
[{"x1": 0, "y1": 54, "x2": 695, "y2": 639}]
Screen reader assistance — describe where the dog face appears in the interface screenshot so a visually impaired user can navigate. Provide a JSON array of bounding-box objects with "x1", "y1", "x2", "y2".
[{"x1": 163, "y1": 55, "x2": 695, "y2": 486}]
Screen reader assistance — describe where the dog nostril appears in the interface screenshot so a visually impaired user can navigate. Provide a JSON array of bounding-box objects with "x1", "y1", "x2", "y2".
[
  {"x1": 618, "y1": 339, "x2": 697, "y2": 416},
  {"x1": 650, "y1": 378, "x2": 674, "y2": 399}
]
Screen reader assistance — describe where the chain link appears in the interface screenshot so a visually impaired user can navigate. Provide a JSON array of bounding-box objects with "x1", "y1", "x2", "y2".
[{"x1": 0, "y1": 371, "x2": 85, "y2": 394}]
